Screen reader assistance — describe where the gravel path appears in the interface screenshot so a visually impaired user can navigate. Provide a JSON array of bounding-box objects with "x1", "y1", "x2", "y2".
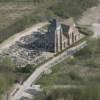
[{"x1": 0, "y1": 22, "x2": 48, "y2": 52}]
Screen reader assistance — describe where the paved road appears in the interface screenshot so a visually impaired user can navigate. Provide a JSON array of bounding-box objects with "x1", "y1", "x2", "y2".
[
  {"x1": 11, "y1": 41, "x2": 86, "y2": 100},
  {"x1": 4, "y1": 20, "x2": 100, "y2": 100}
]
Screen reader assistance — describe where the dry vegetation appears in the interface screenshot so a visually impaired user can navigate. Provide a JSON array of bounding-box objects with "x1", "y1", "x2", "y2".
[
  {"x1": 0, "y1": 2, "x2": 35, "y2": 42},
  {"x1": 35, "y1": 86, "x2": 100, "y2": 100},
  {"x1": 0, "y1": 3, "x2": 34, "y2": 29},
  {"x1": 36, "y1": 38, "x2": 100, "y2": 100},
  {"x1": 0, "y1": 0, "x2": 99, "y2": 99},
  {"x1": 0, "y1": 0, "x2": 98, "y2": 43},
  {"x1": 37, "y1": 38, "x2": 100, "y2": 85}
]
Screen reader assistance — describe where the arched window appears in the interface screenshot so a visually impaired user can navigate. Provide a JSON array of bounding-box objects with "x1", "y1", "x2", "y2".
[
  {"x1": 64, "y1": 42, "x2": 66, "y2": 48},
  {"x1": 72, "y1": 32, "x2": 74, "y2": 43}
]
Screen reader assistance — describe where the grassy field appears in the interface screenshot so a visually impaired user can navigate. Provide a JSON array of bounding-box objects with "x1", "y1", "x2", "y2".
[
  {"x1": 0, "y1": 0, "x2": 98, "y2": 43},
  {"x1": 37, "y1": 38, "x2": 100, "y2": 86},
  {"x1": 0, "y1": 0, "x2": 99, "y2": 99},
  {"x1": 34, "y1": 85, "x2": 100, "y2": 100},
  {"x1": 0, "y1": 57, "x2": 34, "y2": 99},
  {"x1": 0, "y1": 2, "x2": 35, "y2": 42},
  {"x1": 35, "y1": 38, "x2": 100, "y2": 100},
  {"x1": 0, "y1": 57, "x2": 16, "y2": 99}
]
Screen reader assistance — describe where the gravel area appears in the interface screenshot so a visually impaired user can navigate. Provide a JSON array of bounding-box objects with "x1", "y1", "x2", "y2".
[{"x1": 0, "y1": 32, "x2": 51, "y2": 67}]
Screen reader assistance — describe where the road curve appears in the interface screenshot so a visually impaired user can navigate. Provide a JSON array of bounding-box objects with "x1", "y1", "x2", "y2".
[
  {"x1": 0, "y1": 22, "x2": 48, "y2": 52},
  {"x1": 12, "y1": 41, "x2": 86, "y2": 100}
]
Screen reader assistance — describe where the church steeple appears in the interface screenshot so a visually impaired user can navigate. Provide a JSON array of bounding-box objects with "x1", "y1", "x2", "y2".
[
  {"x1": 48, "y1": 19, "x2": 63, "y2": 53},
  {"x1": 54, "y1": 19, "x2": 62, "y2": 52}
]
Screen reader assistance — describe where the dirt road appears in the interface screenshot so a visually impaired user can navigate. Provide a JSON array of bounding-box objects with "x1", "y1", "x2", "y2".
[
  {"x1": 0, "y1": 22, "x2": 48, "y2": 52},
  {"x1": 12, "y1": 41, "x2": 86, "y2": 100}
]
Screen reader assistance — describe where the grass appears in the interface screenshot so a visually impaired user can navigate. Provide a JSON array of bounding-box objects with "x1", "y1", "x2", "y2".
[
  {"x1": 0, "y1": 57, "x2": 16, "y2": 99},
  {"x1": 0, "y1": 57, "x2": 34, "y2": 99},
  {"x1": 34, "y1": 85, "x2": 100, "y2": 100},
  {"x1": 0, "y1": 2, "x2": 35, "y2": 42},
  {"x1": 49, "y1": 0, "x2": 98, "y2": 18},
  {"x1": 37, "y1": 38, "x2": 100, "y2": 86},
  {"x1": 0, "y1": 0, "x2": 98, "y2": 43}
]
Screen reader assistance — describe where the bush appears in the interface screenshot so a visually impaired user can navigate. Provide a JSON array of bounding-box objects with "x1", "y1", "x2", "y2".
[
  {"x1": 16, "y1": 64, "x2": 35, "y2": 73},
  {"x1": 49, "y1": 0, "x2": 98, "y2": 18},
  {"x1": 35, "y1": 85, "x2": 100, "y2": 100},
  {"x1": 0, "y1": 58, "x2": 16, "y2": 99},
  {"x1": 68, "y1": 71, "x2": 82, "y2": 81},
  {"x1": 0, "y1": 0, "x2": 98, "y2": 43}
]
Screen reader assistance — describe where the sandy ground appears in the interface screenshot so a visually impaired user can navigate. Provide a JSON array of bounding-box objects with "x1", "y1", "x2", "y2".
[
  {"x1": 92, "y1": 23, "x2": 100, "y2": 37},
  {"x1": 78, "y1": 4, "x2": 100, "y2": 25},
  {"x1": 1, "y1": 4, "x2": 100, "y2": 52}
]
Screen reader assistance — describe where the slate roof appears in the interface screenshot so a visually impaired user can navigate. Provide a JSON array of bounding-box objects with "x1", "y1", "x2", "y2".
[
  {"x1": 50, "y1": 19, "x2": 61, "y2": 29},
  {"x1": 49, "y1": 18, "x2": 76, "y2": 37}
]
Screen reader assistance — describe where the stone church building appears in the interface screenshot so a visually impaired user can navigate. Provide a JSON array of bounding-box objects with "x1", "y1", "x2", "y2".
[{"x1": 45, "y1": 18, "x2": 83, "y2": 53}]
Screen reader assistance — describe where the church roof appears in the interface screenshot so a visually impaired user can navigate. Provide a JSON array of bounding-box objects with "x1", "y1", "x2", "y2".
[
  {"x1": 62, "y1": 17, "x2": 75, "y2": 26},
  {"x1": 50, "y1": 19, "x2": 61, "y2": 29}
]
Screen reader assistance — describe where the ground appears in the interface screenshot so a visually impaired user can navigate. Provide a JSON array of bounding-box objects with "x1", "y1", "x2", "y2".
[
  {"x1": 0, "y1": 30, "x2": 53, "y2": 67},
  {"x1": 0, "y1": 2, "x2": 34, "y2": 30},
  {"x1": 0, "y1": 0, "x2": 100, "y2": 99},
  {"x1": 78, "y1": 2, "x2": 100, "y2": 25},
  {"x1": 35, "y1": 38, "x2": 100, "y2": 100},
  {"x1": 37, "y1": 55, "x2": 100, "y2": 86},
  {"x1": 0, "y1": 0, "x2": 98, "y2": 43}
]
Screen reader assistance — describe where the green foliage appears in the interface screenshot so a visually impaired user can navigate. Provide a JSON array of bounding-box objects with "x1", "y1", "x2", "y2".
[
  {"x1": 0, "y1": 57, "x2": 16, "y2": 99},
  {"x1": 74, "y1": 46, "x2": 92, "y2": 58},
  {"x1": 0, "y1": 0, "x2": 98, "y2": 43},
  {"x1": 0, "y1": 14, "x2": 41, "y2": 43},
  {"x1": 0, "y1": 58, "x2": 34, "y2": 98},
  {"x1": 37, "y1": 38, "x2": 100, "y2": 86},
  {"x1": 35, "y1": 85, "x2": 100, "y2": 100},
  {"x1": 77, "y1": 26, "x2": 94, "y2": 36},
  {"x1": 74, "y1": 38, "x2": 100, "y2": 68},
  {"x1": 50, "y1": 0, "x2": 98, "y2": 18},
  {"x1": 16, "y1": 64, "x2": 35, "y2": 73},
  {"x1": 68, "y1": 71, "x2": 82, "y2": 81}
]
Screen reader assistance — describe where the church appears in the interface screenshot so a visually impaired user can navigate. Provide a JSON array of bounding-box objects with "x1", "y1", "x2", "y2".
[{"x1": 45, "y1": 18, "x2": 83, "y2": 53}]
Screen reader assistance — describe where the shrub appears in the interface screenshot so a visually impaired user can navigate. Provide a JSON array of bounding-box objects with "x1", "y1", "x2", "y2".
[{"x1": 16, "y1": 64, "x2": 35, "y2": 73}]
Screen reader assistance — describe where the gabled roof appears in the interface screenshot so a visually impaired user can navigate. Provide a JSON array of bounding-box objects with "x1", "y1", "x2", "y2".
[
  {"x1": 62, "y1": 17, "x2": 75, "y2": 26},
  {"x1": 50, "y1": 19, "x2": 61, "y2": 29}
]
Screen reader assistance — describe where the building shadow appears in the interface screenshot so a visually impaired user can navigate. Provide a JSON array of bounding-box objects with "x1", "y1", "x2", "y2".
[
  {"x1": 17, "y1": 31, "x2": 51, "y2": 52},
  {"x1": 25, "y1": 89, "x2": 41, "y2": 96}
]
